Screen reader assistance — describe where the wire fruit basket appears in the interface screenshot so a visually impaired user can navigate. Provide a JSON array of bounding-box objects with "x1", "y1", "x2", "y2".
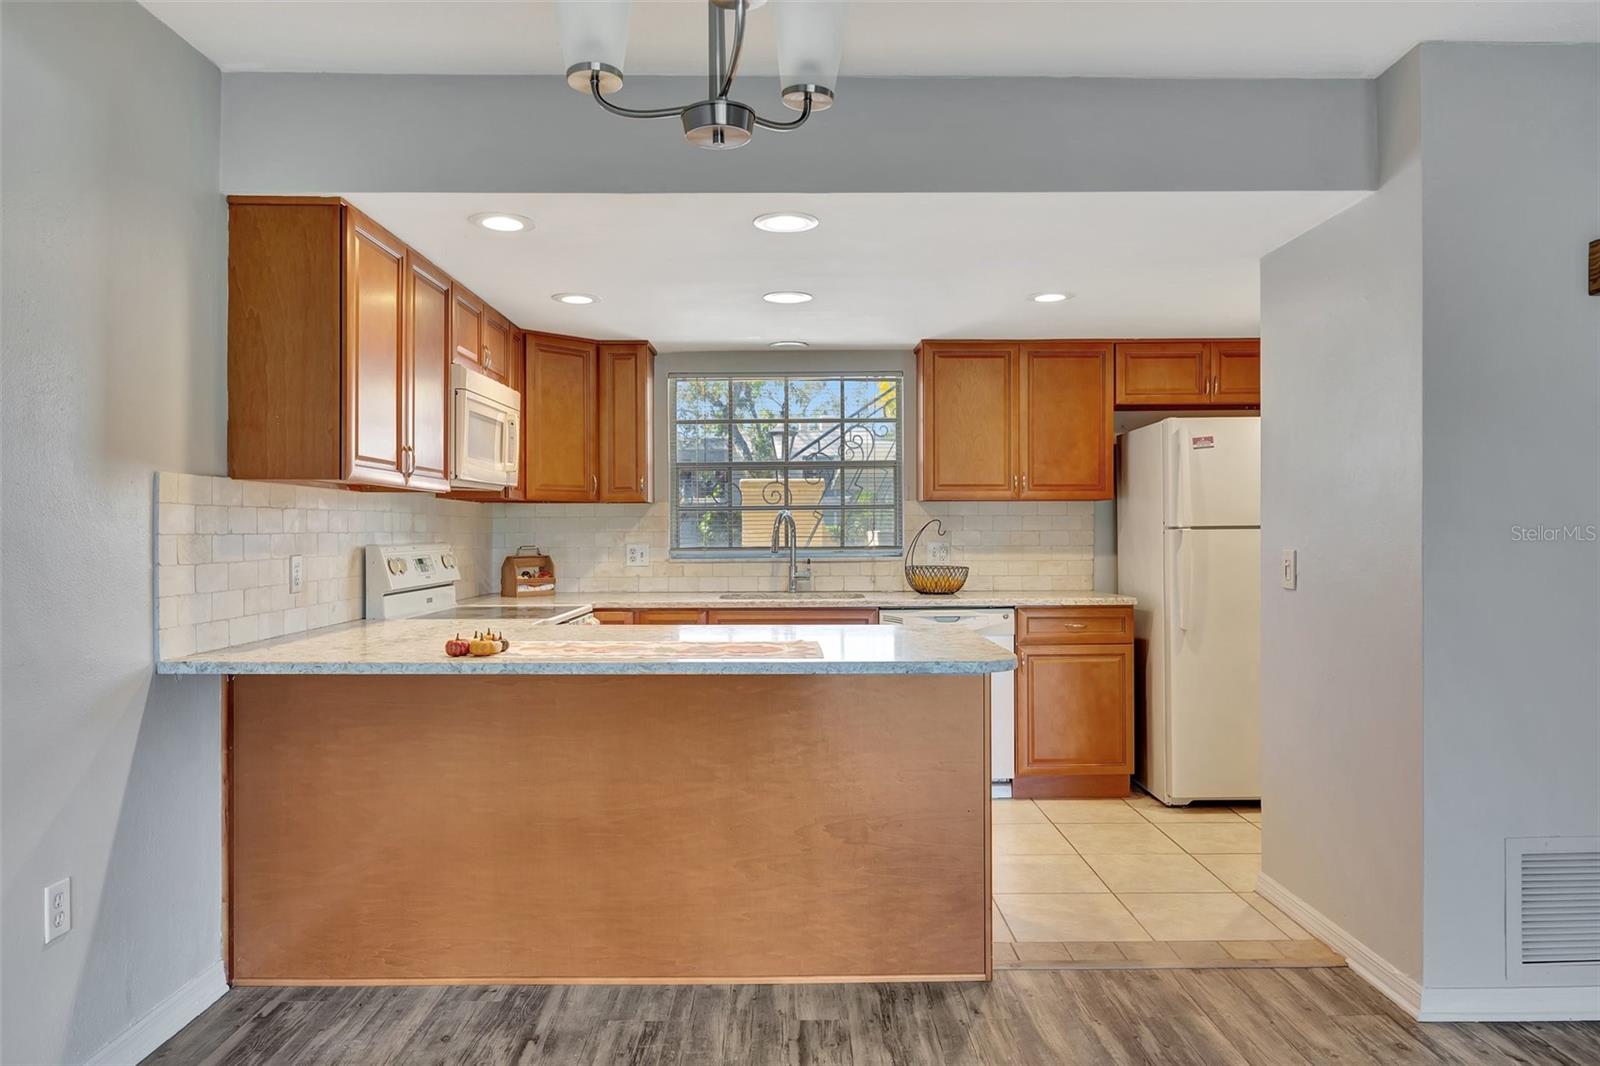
[{"x1": 904, "y1": 519, "x2": 968, "y2": 595}]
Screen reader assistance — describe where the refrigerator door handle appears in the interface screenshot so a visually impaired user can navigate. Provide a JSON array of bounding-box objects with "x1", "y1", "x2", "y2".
[{"x1": 1175, "y1": 529, "x2": 1192, "y2": 633}]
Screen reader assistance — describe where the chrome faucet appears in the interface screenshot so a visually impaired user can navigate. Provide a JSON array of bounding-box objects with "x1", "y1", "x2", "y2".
[{"x1": 769, "y1": 509, "x2": 812, "y2": 593}]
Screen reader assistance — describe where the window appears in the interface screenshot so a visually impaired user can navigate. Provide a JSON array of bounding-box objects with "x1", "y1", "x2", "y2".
[{"x1": 669, "y1": 372, "x2": 903, "y2": 556}]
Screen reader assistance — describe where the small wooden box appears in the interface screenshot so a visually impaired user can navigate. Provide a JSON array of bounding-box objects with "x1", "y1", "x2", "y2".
[{"x1": 501, "y1": 548, "x2": 556, "y2": 598}]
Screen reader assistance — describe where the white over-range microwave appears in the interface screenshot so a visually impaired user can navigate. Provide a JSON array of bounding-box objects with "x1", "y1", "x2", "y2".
[{"x1": 450, "y1": 363, "x2": 520, "y2": 491}]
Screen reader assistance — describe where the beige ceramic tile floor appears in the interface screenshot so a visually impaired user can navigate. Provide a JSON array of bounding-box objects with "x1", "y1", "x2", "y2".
[{"x1": 990, "y1": 793, "x2": 1344, "y2": 969}]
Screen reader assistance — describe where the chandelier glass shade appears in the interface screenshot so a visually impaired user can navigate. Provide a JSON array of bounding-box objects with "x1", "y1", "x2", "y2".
[{"x1": 556, "y1": 0, "x2": 845, "y2": 149}]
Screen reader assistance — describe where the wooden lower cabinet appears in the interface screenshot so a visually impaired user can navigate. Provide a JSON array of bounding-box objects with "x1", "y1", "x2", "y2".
[
  {"x1": 634, "y1": 609, "x2": 707, "y2": 624},
  {"x1": 705, "y1": 608, "x2": 880, "y2": 625},
  {"x1": 1012, "y1": 607, "x2": 1134, "y2": 798},
  {"x1": 590, "y1": 609, "x2": 635, "y2": 624}
]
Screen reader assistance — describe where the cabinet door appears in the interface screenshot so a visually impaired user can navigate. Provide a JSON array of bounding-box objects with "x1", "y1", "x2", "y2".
[
  {"x1": 525, "y1": 334, "x2": 597, "y2": 501},
  {"x1": 343, "y1": 208, "x2": 408, "y2": 487},
  {"x1": 481, "y1": 307, "x2": 512, "y2": 383},
  {"x1": 918, "y1": 342, "x2": 1018, "y2": 500},
  {"x1": 1208, "y1": 340, "x2": 1260, "y2": 407},
  {"x1": 451, "y1": 285, "x2": 484, "y2": 370},
  {"x1": 591, "y1": 609, "x2": 634, "y2": 624},
  {"x1": 1115, "y1": 341, "x2": 1210, "y2": 406},
  {"x1": 1018, "y1": 342, "x2": 1113, "y2": 499},
  {"x1": 598, "y1": 343, "x2": 654, "y2": 503},
  {"x1": 1016, "y1": 643, "x2": 1133, "y2": 777},
  {"x1": 404, "y1": 251, "x2": 452, "y2": 492}
]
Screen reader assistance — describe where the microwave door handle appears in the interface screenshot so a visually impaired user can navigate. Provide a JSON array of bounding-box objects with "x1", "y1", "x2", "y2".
[{"x1": 503, "y1": 416, "x2": 519, "y2": 472}]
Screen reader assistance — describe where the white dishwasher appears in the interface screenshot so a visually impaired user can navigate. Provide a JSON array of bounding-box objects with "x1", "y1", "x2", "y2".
[{"x1": 881, "y1": 608, "x2": 1016, "y2": 782}]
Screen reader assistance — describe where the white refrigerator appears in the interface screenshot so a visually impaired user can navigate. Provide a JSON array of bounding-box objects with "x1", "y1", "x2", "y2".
[{"x1": 1116, "y1": 417, "x2": 1260, "y2": 805}]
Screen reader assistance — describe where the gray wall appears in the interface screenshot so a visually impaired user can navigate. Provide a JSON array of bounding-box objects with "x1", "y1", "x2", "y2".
[
  {"x1": 1, "y1": 3, "x2": 226, "y2": 1062},
  {"x1": 1260, "y1": 41, "x2": 1600, "y2": 1000},
  {"x1": 1417, "y1": 43, "x2": 1600, "y2": 992},
  {"x1": 220, "y1": 72, "x2": 1376, "y2": 194},
  {"x1": 1258, "y1": 49, "x2": 1426, "y2": 981}
]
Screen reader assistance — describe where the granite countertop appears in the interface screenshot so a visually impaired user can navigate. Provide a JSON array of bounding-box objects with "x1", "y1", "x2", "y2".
[
  {"x1": 157, "y1": 619, "x2": 1017, "y2": 677},
  {"x1": 471, "y1": 590, "x2": 1136, "y2": 610}
]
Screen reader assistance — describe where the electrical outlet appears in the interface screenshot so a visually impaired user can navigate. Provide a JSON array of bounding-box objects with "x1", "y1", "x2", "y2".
[
  {"x1": 289, "y1": 555, "x2": 304, "y2": 594},
  {"x1": 1281, "y1": 548, "x2": 1297, "y2": 590},
  {"x1": 625, "y1": 543, "x2": 650, "y2": 567},
  {"x1": 928, "y1": 541, "x2": 951, "y2": 563},
  {"x1": 44, "y1": 878, "x2": 70, "y2": 945}
]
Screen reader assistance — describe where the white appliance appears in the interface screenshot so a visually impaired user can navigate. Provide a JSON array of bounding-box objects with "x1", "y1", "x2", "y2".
[
  {"x1": 451, "y1": 364, "x2": 520, "y2": 491},
  {"x1": 365, "y1": 543, "x2": 462, "y2": 619},
  {"x1": 881, "y1": 608, "x2": 1016, "y2": 781},
  {"x1": 1117, "y1": 417, "x2": 1260, "y2": 804}
]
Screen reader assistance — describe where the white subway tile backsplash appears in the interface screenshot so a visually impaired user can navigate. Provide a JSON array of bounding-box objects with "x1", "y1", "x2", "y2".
[{"x1": 155, "y1": 473, "x2": 494, "y2": 660}]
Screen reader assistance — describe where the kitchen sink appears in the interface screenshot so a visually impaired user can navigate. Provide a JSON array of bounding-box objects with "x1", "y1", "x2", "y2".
[{"x1": 717, "y1": 592, "x2": 868, "y2": 599}]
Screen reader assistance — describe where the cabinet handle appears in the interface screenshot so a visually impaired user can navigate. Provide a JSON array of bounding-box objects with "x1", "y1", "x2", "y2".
[
  {"x1": 1059, "y1": 622, "x2": 1087, "y2": 629},
  {"x1": 1022, "y1": 472, "x2": 1028, "y2": 491},
  {"x1": 591, "y1": 474, "x2": 598, "y2": 496},
  {"x1": 638, "y1": 475, "x2": 646, "y2": 493},
  {"x1": 1012, "y1": 474, "x2": 1019, "y2": 492}
]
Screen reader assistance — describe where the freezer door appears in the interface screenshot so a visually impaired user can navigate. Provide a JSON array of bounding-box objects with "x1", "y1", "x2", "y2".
[
  {"x1": 1168, "y1": 417, "x2": 1260, "y2": 528},
  {"x1": 1163, "y1": 526, "x2": 1260, "y2": 801}
]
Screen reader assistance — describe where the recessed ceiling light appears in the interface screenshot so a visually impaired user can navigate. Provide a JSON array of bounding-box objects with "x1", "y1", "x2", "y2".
[
  {"x1": 551, "y1": 292, "x2": 597, "y2": 305},
  {"x1": 753, "y1": 212, "x2": 819, "y2": 233},
  {"x1": 763, "y1": 291, "x2": 813, "y2": 305},
  {"x1": 470, "y1": 212, "x2": 532, "y2": 233},
  {"x1": 769, "y1": 341, "x2": 809, "y2": 349},
  {"x1": 1030, "y1": 292, "x2": 1074, "y2": 304}
]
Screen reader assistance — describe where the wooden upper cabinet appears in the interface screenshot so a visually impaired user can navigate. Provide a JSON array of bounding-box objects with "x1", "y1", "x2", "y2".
[
  {"x1": 918, "y1": 340, "x2": 1114, "y2": 501},
  {"x1": 343, "y1": 208, "x2": 408, "y2": 488},
  {"x1": 404, "y1": 250, "x2": 452, "y2": 493},
  {"x1": 525, "y1": 333, "x2": 598, "y2": 501},
  {"x1": 1115, "y1": 339, "x2": 1260, "y2": 408},
  {"x1": 1209, "y1": 339, "x2": 1261, "y2": 406},
  {"x1": 1114, "y1": 341, "x2": 1210, "y2": 406},
  {"x1": 918, "y1": 342, "x2": 1018, "y2": 500},
  {"x1": 451, "y1": 285, "x2": 484, "y2": 370},
  {"x1": 481, "y1": 307, "x2": 512, "y2": 383},
  {"x1": 227, "y1": 197, "x2": 522, "y2": 493},
  {"x1": 597, "y1": 343, "x2": 655, "y2": 503},
  {"x1": 1019, "y1": 342, "x2": 1114, "y2": 499}
]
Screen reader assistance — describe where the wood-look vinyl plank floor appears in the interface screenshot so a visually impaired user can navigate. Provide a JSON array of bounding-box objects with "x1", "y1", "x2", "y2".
[{"x1": 144, "y1": 968, "x2": 1600, "y2": 1066}]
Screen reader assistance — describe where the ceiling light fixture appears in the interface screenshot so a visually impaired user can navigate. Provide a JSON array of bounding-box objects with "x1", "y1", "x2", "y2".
[
  {"x1": 470, "y1": 212, "x2": 532, "y2": 233},
  {"x1": 557, "y1": 0, "x2": 845, "y2": 150},
  {"x1": 753, "y1": 212, "x2": 819, "y2": 233},
  {"x1": 552, "y1": 292, "x2": 598, "y2": 305},
  {"x1": 763, "y1": 291, "x2": 813, "y2": 305},
  {"x1": 1030, "y1": 292, "x2": 1074, "y2": 304},
  {"x1": 769, "y1": 340, "x2": 810, "y2": 349}
]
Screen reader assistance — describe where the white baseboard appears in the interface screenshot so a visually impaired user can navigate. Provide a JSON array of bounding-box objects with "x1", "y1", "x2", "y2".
[
  {"x1": 1255, "y1": 872, "x2": 1423, "y2": 1017},
  {"x1": 1256, "y1": 874, "x2": 1600, "y2": 1022},
  {"x1": 86, "y1": 959, "x2": 227, "y2": 1066},
  {"x1": 1417, "y1": 985, "x2": 1600, "y2": 1023}
]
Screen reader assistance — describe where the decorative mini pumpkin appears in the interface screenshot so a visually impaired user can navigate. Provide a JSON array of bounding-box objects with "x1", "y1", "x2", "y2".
[{"x1": 444, "y1": 634, "x2": 471, "y2": 658}]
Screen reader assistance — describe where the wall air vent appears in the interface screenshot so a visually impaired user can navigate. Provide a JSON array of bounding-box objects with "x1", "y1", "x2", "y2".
[{"x1": 1506, "y1": 837, "x2": 1600, "y2": 985}]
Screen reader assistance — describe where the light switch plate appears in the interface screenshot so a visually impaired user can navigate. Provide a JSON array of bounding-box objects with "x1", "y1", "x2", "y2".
[
  {"x1": 1281, "y1": 549, "x2": 1297, "y2": 590},
  {"x1": 44, "y1": 878, "x2": 70, "y2": 944},
  {"x1": 928, "y1": 542, "x2": 951, "y2": 564},
  {"x1": 625, "y1": 543, "x2": 650, "y2": 567}
]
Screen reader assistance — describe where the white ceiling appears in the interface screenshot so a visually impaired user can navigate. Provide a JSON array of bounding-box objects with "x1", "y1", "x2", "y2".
[
  {"x1": 144, "y1": 1, "x2": 1598, "y2": 79},
  {"x1": 347, "y1": 191, "x2": 1367, "y2": 351}
]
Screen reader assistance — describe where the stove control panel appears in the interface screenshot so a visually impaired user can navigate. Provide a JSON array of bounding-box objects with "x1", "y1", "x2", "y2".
[{"x1": 365, "y1": 544, "x2": 462, "y2": 619}]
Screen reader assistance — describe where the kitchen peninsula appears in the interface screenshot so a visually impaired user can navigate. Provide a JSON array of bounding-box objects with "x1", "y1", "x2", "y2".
[{"x1": 162, "y1": 621, "x2": 1013, "y2": 985}]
